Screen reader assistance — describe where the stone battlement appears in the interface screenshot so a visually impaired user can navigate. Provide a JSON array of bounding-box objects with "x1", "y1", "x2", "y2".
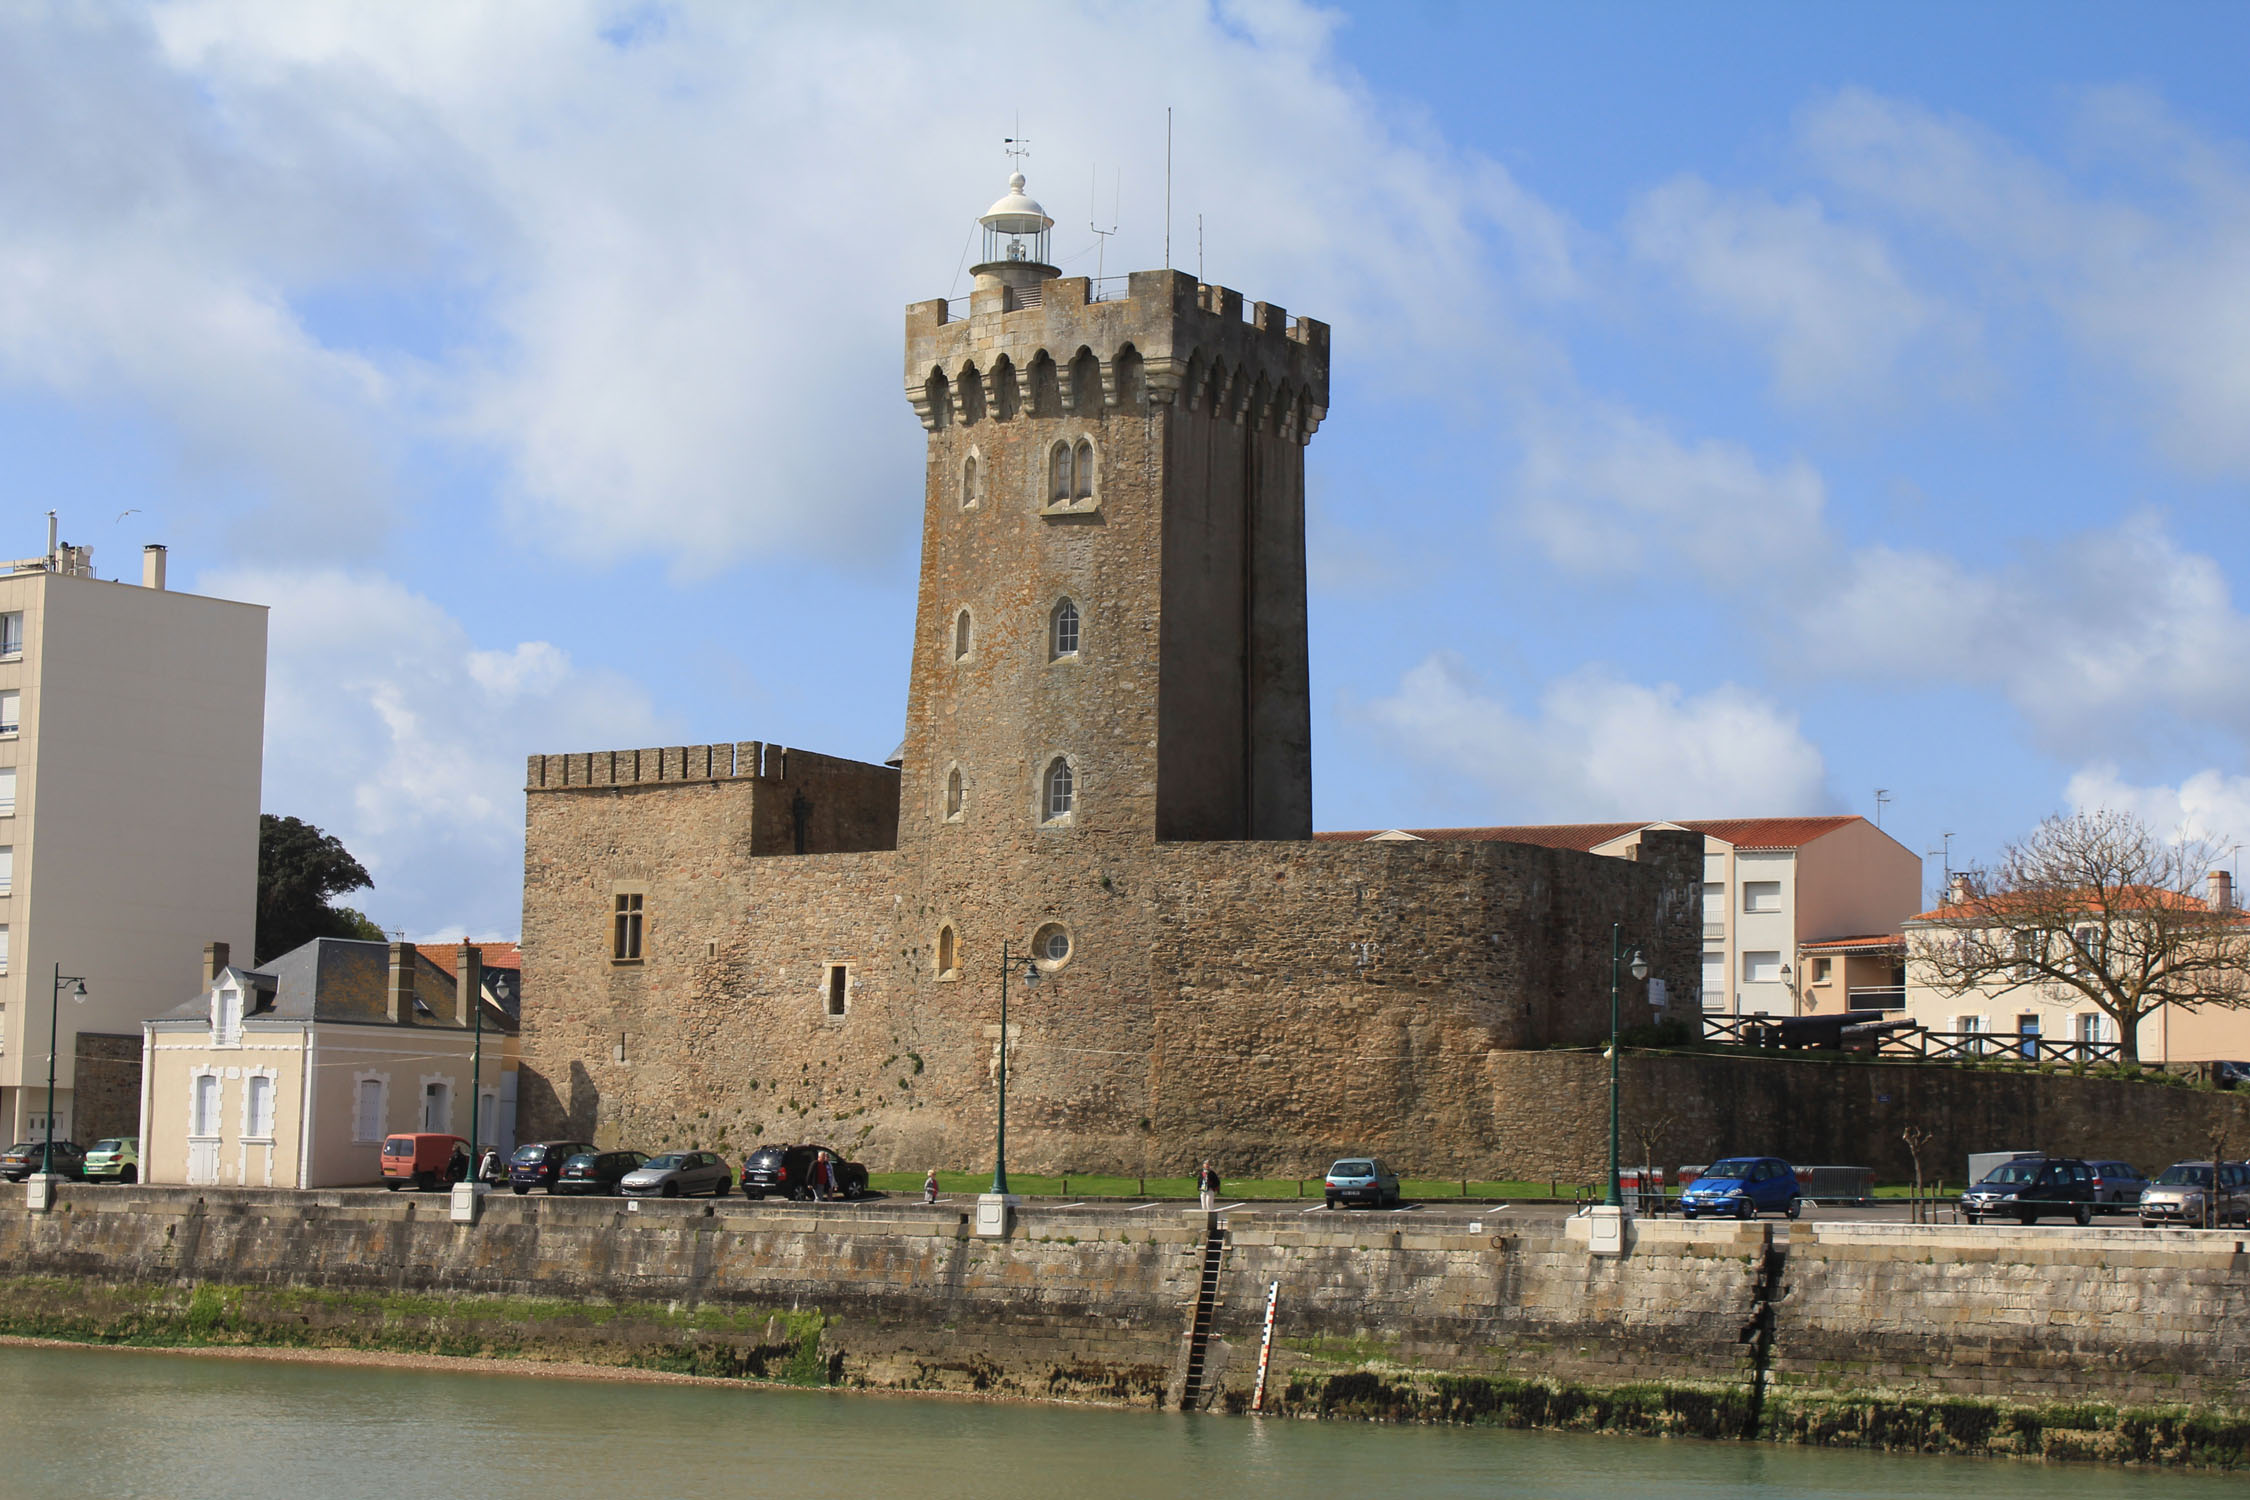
[
  {"x1": 525, "y1": 741, "x2": 887, "y2": 791},
  {"x1": 905, "y1": 268, "x2": 1328, "y2": 439}
]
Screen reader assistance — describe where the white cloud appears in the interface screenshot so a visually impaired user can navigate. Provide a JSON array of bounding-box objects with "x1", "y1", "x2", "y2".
[
  {"x1": 1802, "y1": 86, "x2": 2250, "y2": 476},
  {"x1": 2065, "y1": 766, "x2": 2250, "y2": 849},
  {"x1": 0, "y1": 1, "x2": 1584, "y2": 574},
  {"x1": 1514, "y1": 401, "x2": 1830, "y2": 584},
  {"x1": 1365, "y1": 654, "x2": 1832, "y2": 821},
  {"x1": 1801, "y1": 516, "x2": 2250, "y2": 753},
  {"x1": 204, "y1": 566, "x2": 666, "y2": 939},
  {"x1": 1627, "y1": 174, "x2": 1957, "y2": 401}
]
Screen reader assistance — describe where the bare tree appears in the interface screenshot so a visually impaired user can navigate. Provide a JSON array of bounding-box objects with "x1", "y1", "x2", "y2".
[
  {"x1": 1901, "y1": 1126, "x2": 1931, "y2": 1224},
  {"x1": 1908, "y1": 810, "x2": 2247, "y2": 1064},
  {"x1": 1631, "y1": 1110, "x2": 1678, "y2": 1205}
]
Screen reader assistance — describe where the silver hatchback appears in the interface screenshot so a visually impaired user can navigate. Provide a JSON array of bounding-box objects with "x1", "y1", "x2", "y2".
[
  {"x1": 619, "y1": 1149, "x2": 733, "y2": 1198},
  {"x1": 2138, "y1": 1161, "x2": 2250, "y2": 1228}
]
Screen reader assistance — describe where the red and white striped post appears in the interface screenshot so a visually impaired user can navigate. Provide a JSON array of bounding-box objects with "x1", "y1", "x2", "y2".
[{"x1": 1251, "y1": 1280, "x2": 1280, "y2": 1413}]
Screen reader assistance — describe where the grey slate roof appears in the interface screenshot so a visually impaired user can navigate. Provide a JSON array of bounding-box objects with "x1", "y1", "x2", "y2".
[{"x1": 147, "y1": 937, "x2": 517, "y2": 1031}]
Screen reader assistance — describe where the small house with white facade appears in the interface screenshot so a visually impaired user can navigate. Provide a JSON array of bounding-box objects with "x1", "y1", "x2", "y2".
[{"x1": 139, "y1": 937, "x2": 517, "y2": 1188}]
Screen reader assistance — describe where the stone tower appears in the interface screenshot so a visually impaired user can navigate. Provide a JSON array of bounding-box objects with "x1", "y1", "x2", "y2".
[{"x1": 901, "y1": 172, "x2": 1330, "y2": 850}]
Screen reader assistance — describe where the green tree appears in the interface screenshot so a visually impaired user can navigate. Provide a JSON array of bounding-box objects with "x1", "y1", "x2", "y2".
[{"x1": 256, "y1": 814, "x2": 381, "y2": 963}]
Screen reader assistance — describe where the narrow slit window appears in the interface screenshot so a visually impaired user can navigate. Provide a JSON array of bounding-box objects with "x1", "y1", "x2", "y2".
[
  {"x1": 946, "y1": 767, "x2": 964, "y2": 818},
  {"x1": 826, "y1": 964, "x2": 848, "y2": 1017},
  {"x1": 1044, "y1": 758, "x2": 1074, "y2": 821},
  {"x1": 961, "y1": 454, "x2": 978, "y2": 508},
  {"x1": 613, "y1": 893, "x2": 643, "y2": 962},
  {"x1": 1051, "y1": 599, "x2": 1079, "y2": 659},
  {"x1": 1072, "y1": 440, "x2": 1094, "y2": 500},
  {"x1": 954, "y1": 609, "x2": 972, "y2": 660},
  {"x1": 936, "y1": 926, "x2": 957, "y2": 978}
]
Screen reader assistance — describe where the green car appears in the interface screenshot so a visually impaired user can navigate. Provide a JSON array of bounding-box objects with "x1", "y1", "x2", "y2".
[{"x1": 82, "y1": 1138, "x2": 139, "y2": 1184}]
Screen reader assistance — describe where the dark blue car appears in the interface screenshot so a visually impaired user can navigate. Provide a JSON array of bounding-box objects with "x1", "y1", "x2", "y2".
[{"x1": 1680, "y1": 1156, "x2": 1802, "y2": 1220}]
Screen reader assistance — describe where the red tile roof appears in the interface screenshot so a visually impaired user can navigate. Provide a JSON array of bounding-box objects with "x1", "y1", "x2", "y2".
[
  {"x1": 1313, "y1": 816, "x2": 1872, "y2": 853},
  {"x1": 1906, "y1": 888, "x2": 2240, "y2": 925},
  {"x1": 415, "y1": 940, "x2": 522, "y2": 977}
]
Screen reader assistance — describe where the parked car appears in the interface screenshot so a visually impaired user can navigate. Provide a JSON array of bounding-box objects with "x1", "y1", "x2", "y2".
[
  {"x1": 552, "y1": 1149, "x2": 648, "y2": 1196},
  {"x1": 738, "y1": 1143, "x2": 869, "y2": 1201},
  {"x1": 82, "y1": 1139, "x2": 139, "y2": 1183},
  {"x1": 1679, "y1": 1157, "x2": 1802, "y2": 1220},
  {"x1": 0, "y1": 1140, "x2": 84, "y2": 1181},
  {"x1": 380, "y1": 1133, "x2": 472, "y2": 1191},
  {"x1": 1960, "y1": 1156, "x2": 2097, "y2": 1224},
  {"x1": 1323, "y1": 1157, "x2": 1401, "y2": 1209},
  {"x1": 2138, "y1": 1161, "x2": 2250, "y2": 1228},
  {"x1": 620, "y1": 1149, "x2": 734, "y2": 1198},
  {"x1": 2085, "y1": 1159, "x2": 2148, "y2": 1209},
  {"x1": 506, "y1": 1140, "x2": 595, "y2": 1195}
]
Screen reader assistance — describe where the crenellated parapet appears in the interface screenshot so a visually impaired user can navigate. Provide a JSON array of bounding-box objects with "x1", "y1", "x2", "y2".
[
  {"x1": 526, "y1": 741, "x2": 794, "y2": 790},
  {"x1": 904, "y1": 268, "x2": 1329, "y2": 443}
]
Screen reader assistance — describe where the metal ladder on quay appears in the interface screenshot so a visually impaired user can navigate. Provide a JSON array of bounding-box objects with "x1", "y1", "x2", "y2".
[{"x1": 1177, "y1": 1221, "x2": 1228, "y2": 1411}]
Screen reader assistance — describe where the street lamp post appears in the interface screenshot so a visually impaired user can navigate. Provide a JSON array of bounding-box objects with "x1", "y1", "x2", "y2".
[
  {"x1": 1604, "y1": 924, "x2": 1650, "y2": 1208},
  {"x1": 991, "y1": 941, "x2": 1039, "y2": 1197},
  {"x1": 42, "y1": 965, "x2": 87, "y2": 1177},
  {"x1": 467, "y1": 962, "x2": 483, "y2": 1177}
]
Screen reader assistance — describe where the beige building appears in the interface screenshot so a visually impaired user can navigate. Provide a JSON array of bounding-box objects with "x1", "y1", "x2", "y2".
[
  {"x1": 1899, "y1": 872, "x2": 2250, "y2": 1064},
  {"x1": 140, "y1": 939, "x2": 517, "y2": 1188},
  {"x1": 1325, "y1": 817, "x2": 1922, "y2": 1017},
  {"x1": 0, "y1": 521, "x2": 266, "y2": 1145}
]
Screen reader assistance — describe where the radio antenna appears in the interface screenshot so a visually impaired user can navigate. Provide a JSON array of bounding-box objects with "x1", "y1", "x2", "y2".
[
  {"x1": 1089, "y1": 166, "x2": 1119, "y2": 284},
  {"x1": 1164, "y1": 106, "x2": 1173, "y2": 268}
]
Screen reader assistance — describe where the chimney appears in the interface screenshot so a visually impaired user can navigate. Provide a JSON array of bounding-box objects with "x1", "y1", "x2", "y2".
[
  {"x1": 2209, "y1": 870, "x2": 2234, "y2": 912},
  {"x1": 202, "y1": 941, "x2": 229, "y2": 987},
  {"x1": 1947, "y1": 875, "x2": 1972, "y2": 906},
  {"x1": 387, "y1": 941, "x2": 418, "y2": 1024},
  {"x1": 142, "y1": 545, "x2": 166, "y2": 590},
  {"x1": 456, "y1": 942, "x2": 483, "y2": 1029}
]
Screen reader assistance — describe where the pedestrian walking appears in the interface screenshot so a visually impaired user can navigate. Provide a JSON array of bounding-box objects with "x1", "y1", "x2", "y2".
[
  {"x1": 1198, "y1": 1159, "x2": 1221, "y2": 1211},
  {"x1": 923, "y1": 1168, "x2": 940, "y2": 1205}
]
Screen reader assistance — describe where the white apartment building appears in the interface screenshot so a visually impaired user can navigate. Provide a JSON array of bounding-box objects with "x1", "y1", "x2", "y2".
[
  {"x1": 0, "y1": 519, "x2": 266, "y2": 1144},
  {"x1": 1322, "y1": 816, "x2": 1924, "y2": 1017},
  {"x1": 1588, "y1": 818, "x2": 1924, "y2": 1018}
]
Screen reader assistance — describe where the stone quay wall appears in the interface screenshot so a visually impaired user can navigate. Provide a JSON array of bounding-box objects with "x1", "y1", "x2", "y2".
[{"x1": 3, "y1": 1188, "x2": 2245, "y2": 1418}]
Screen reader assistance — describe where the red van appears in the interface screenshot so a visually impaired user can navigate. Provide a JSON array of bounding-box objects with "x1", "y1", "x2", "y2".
[{"x1": 381, "y1": 1133, "x2": 471, "y2": 1192}]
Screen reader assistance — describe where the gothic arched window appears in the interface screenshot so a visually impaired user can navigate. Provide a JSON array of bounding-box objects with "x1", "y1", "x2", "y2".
[
  {"x1": 961, "y1": 454, "x2": 979, "y2": 509},
  {"x1": 1048, "y1": 443, "x2": 1071, "y2": 504},
  {"x1": 1043, "y1": 757, "x2": 1075, "y2": 822},
  {"x1": 936, "y1": 925, "x2": 958, "y2": 979},
  {"x1": 1072, "y1": 439, "x2": 1094, "y2": 500},
  {"x1": 1051, "y1": 599, "x2": 1080, "y2": 660},
  {"x1": 946, "y1": 766, "x2": 964, "y2": 819},
  {"x1": 954, "y1": 609, "x2": 972, "y2": 661}
]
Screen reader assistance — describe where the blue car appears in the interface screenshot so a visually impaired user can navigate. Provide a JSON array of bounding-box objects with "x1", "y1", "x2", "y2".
[{"x1": 1680, "y1": 1156, "x2": 1803, "y2": 1220}]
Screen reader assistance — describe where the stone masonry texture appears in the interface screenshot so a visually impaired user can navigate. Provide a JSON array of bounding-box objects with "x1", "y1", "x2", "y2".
[
  {"x1": 514, "y1": 266, "x2": 1705, "y2": 1177},
  {"x1": 5, "y1": 1188, "x2": 2246, "y2": 1413}
]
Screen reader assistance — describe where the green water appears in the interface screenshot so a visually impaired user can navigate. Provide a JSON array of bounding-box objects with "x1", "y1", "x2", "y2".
[{"x1": 0, "y1": 1345, "x2": 2234, "y2": 1500}]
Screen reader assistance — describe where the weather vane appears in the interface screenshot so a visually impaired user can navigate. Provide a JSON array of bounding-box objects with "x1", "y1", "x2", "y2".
[{"x1": 1004, "y1": 114, "x2": 1030, "y2": 171}]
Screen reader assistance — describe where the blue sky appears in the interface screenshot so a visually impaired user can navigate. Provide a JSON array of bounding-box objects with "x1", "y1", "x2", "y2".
[{"x1": 4, "y1": 1, "x2": 2248, "y2": 937}]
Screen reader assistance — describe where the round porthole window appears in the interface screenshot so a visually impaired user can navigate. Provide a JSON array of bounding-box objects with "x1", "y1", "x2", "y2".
[{"x1": 1033, "y1": 923, "x2": 1072, "y2": 968}]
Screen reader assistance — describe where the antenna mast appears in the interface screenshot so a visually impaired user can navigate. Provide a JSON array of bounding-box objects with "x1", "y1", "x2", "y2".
[
  {"x1": 1164, "y1": 106, "x2": 1172, "y2": 268},
  {"x1": 1089, "y1": 167, "x2": 1119, "y2": 285},
  {"x1": 1004, "y1": 113, "x2": 1031, "y2": 171}
]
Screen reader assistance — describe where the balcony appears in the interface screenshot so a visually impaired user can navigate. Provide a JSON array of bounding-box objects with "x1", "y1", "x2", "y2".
[{"x1": 1846, "y1": 985, "x2": 1906, "y2": 1012}]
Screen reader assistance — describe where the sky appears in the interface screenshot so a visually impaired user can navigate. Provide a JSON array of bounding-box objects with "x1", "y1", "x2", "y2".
[{"x1": 4, "y1": 0, "x2": 2249, "y2": 939}]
